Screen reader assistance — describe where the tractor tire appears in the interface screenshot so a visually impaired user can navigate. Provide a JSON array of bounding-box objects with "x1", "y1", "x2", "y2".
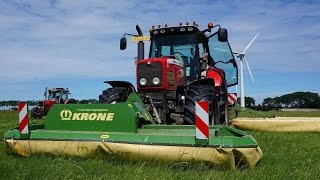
[
  {"x1": 31, "y1": 107, "x2": 38, "y2": 119},
  {"x1": 31, "y1": 107, "x2": 43, "y2": 119},
  {"x1": 99, "y1": 87, "x2": 129, "y2": 103},
  {"x1": 183, "y1": 84, "x2": 219, "y2": 125},
  {"x1": 218, "y1": 97, "x2": 228, "y2": 125},
  {"x1": 217, "y1": 84, "x2": 228, "y2": 125}
]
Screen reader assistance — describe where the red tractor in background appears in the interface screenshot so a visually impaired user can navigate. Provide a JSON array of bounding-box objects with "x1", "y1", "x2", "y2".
[
  {"x1": 31, "y1": 87, "x2": 74, "y2": 119},
  {"x1": 99, "y1": 22, "x2": 238, "y2": 125}
]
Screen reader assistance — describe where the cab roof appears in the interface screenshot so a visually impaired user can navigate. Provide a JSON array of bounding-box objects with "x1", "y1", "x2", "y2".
[
  {"x1": 150, "y1": 25, "x2": 200, "y2": 36},
  {"x1": 48, "y1": 88, "x2": 69, "y2": 93}
]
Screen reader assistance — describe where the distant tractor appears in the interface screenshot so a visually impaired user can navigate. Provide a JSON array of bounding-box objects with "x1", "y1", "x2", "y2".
[
  {"x1": 31, "y1": 87, "x2": 74, "y2": 119},
  {"x1": 99, "y1": 22, "x2": 238, "y2": 125}
]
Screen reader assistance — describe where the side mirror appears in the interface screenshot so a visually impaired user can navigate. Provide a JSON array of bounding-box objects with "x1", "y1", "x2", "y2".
[
  {"x1": 218, "y1": 28, "x2": 228, "y2": 42},
  {"x1": 120, "y1": 37, "x2": 127, "y2": 50}
]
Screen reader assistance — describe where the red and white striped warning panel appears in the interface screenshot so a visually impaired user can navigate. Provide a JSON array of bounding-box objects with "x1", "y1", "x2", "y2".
[
  {"x1": 18, "y1": 102, "x2": 29, "y2": 134},
  {"x1": 228, "y1": 93, "x2": 238, "y2": 105},
  {"x1": 195, "y1": 101, "x2": 209, "y2": 139}
]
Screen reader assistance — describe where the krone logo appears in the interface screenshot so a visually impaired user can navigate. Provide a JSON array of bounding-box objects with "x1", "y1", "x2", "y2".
[{"x1": 60, "y1": 109, "x2": 72, "y2": 120}]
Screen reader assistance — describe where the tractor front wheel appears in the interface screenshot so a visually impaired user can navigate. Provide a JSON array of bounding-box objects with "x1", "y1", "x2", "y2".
[
  {"x1": 183, "y1": 84, "x2": 219, "y2": 125},
  {"x1": 99, "y1": 87, "x2": 129, "y2": 103}
]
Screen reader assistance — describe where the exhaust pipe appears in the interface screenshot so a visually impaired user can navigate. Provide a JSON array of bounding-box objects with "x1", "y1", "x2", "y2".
[{"x1": 136, "y1": 25, "x2": 144, "y2": 60}]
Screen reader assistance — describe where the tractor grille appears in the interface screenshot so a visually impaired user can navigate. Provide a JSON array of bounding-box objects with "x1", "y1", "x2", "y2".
[{"x1": 137, "y1": 62, "x2": 163, "y2": 87}]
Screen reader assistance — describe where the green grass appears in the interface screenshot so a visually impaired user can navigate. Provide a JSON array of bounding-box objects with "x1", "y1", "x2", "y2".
[
  {"x1": 1, "y1": 110, "x2": 320, "y2": 179},
  {"x1": 229, "y1": 106, "x2": 320, "y2": 119}
]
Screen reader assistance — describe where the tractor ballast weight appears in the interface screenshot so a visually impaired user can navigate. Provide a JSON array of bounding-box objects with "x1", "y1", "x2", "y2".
[{"x1": 4, "y1": 22, "x2": 262, "y2": 169}]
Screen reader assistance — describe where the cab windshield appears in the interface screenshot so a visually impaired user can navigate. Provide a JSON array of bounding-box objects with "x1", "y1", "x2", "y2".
[
  {"x1": 208, "y1": 33, "x2": 238, "y2": 86},
  {"x1": 48, "y1": 92, "x2": 57, "y2": 100},
  {"x1": 48, "y1": 91, "x2": 67, "y2": 101},
  {"x1": 150, "y1": 34, "x2": 200, "y2": 82}
]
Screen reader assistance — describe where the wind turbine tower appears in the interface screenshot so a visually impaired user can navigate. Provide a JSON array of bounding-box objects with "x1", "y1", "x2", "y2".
[{"x1": 233, "y1": 33, "x2": 259, "y2": 107}]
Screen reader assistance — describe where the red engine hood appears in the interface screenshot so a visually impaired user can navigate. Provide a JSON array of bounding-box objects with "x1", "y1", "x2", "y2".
[{"x1": 136, "y1": 57, "x2": 184, "y2": 91}]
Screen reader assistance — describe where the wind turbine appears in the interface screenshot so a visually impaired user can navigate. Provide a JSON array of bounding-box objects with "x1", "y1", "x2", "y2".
[{"x1": 234, "y1": 33, "x2": 259, "y2": 107}]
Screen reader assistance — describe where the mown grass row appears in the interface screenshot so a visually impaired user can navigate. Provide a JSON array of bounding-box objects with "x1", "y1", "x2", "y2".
[{"x1": 1, "y1": 111, "x2": 320, "y2": 179}]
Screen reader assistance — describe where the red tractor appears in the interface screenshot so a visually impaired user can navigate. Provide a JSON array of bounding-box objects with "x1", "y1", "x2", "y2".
[
  {"x1": 31, "y1": 87, "x2": 74, "y2": 119},
  {"x1": 99, "y1": 22, "x2": 238, "y2": 125}
]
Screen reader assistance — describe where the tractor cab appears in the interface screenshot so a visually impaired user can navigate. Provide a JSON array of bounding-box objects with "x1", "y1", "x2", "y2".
[
  {"x1": 47, "y1": 88, "x2": 69, "y2": 103},
  {"x1": 148, "y1": 22, "x2": 238, "y2": 87},
  {"x1": 149, "y1": 28, "x2": 200, "y2": 83}
]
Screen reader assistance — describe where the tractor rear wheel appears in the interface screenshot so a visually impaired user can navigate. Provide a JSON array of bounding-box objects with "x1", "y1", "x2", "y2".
[
  {"x1": 183, "y1": 84, "x2": 219, "y2": 125},
  {"x1": 31, "y1": 107, "x2": 38, "y2": 119},
  {"x1": 218, "y1": 98, "x2": 228, "y2": 125},
  {"x1": 99, "y1": 87, "x2": 129, "y2": 103},
  {"x1": 31, "y1": 107, "x2": 43, "y2": 119},
  {"x1": 217, "y1": 83, "x2": 228, "y2": 125}
]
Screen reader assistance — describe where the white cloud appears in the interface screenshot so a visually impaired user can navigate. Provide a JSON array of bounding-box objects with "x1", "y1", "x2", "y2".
[{"x1": 0, "y1": 0, "x2": 319, "y2": 100}]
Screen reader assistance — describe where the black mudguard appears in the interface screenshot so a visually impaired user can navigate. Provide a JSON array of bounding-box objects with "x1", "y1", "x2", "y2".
[
  {"x1": 104, "y1": 81, "x2": 136, "y2": 92},
  {"x1": 188, "y1": 78, "x2": 215, "y2": 87}
]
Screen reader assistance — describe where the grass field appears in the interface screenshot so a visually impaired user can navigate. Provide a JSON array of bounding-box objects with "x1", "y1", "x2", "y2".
[{"x1": 1, "y1": 110, "x2": 320, "y2": 179}]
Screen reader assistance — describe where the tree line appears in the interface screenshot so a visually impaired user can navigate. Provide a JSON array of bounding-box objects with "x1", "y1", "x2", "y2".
[
  {"x1": 238, "y1": 91, "x2": 320, "y2": 110},
  {"x1": 1, "y1": 91, "x2": 320, "y2": 109},
  {"x1": 262, "y1": 91, "x2": 320, "y2": 108},
  {"x1": 0, "y1": 99, "x2": 99, "y2": 107}
]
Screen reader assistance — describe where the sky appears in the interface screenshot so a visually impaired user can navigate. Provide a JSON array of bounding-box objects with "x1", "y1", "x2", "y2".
[{"x1": 0, "y1": 0, "x2": 319, "y2": 104}]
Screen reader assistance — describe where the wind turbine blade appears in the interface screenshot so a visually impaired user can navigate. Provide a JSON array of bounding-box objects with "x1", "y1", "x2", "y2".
[
  {"x1": 214, "y1": 48, "x2": 241, "y2": 55},
  {"x1": 244, "y1": 57, "x2": 254, "y2": 83},
  {"x1": 243, "y1": 33, "x2": 259, "y2": 54},
  {"x1": 214, "y1": 48, "x2": 229, "y2": 52},
  {"x1": 232, "y1": 50, "x2": 242, "y2": 55}
]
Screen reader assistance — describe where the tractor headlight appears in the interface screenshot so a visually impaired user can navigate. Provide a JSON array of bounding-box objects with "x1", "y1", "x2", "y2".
[
  {"x1": 152, "y1": 77, "x2": 160, "y2": 85},
  {"x1": 140, "y1": 78, "x2": 147, "y2": 86}
]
